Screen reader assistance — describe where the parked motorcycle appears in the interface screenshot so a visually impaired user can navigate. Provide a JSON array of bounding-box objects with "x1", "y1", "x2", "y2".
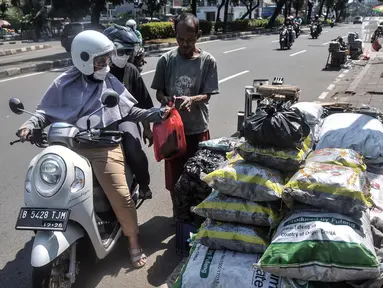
[
  {"x1": 9, "y1": 91, "x2": 144, "y2": 288},
  {"x1": 280, "y1": 25, "x2": 295, "y2": 50},
  {"x1": 310, "y1": 23, "x2": 320, "y2": 39},
  {"x1": 330, "y1": 21, "x2": 334, "y2": 28}
]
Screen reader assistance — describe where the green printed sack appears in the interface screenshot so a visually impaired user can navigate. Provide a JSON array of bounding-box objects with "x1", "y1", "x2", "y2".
[
  {"x1": 283, "y1": 162, "x2": 371, "y2": 214},
  {"x1": 196, "y1": 219, "x2": 269, "y2": 253},
  {"x1": 257, "y1": 211, "x2": 380, "y2": 282},
  {"x1": 306, "y1": 148, "x2": 366, "y2": 171},
  {"x1": 203, "y1": 159, "x2": 284, "y2": 202},
  {"x1": 193, "y1": 190, "x2": 281, "y2": 227},
  {"x1": 237, "y1": 136, "x2": 312, "y2": 172},
  {"x1": 174, "y1": 243, "x2": 314, "y2": 288}
]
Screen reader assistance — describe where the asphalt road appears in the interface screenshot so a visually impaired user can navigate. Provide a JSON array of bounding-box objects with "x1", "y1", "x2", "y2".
[{"x1": 0, "y1": 22, "x2": 371, "y2": 288}]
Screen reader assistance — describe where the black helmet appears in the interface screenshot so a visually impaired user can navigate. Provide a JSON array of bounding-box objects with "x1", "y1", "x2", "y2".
[{"x1": 103, "y1": 24, "x2": 139, "y2": 50}]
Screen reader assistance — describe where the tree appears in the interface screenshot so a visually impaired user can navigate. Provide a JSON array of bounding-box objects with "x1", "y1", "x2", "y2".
[
  {"x1": 292, "y1": 0, "x2": 304, "y2": 17},
  {"x1": 51, "y1": 0, "x2": 89, "y2": 21},
  {"x1": 0, "y1": 1, "x2": 8, "y2": 16},
  {"x1": 141, "y1": 0, "x2": 167, "y2": 19},
  {"x1": 216, "y1": 0, "x2": 226, "y2": 21},
  {"x1": 267, "y1": 0, "x2": 287, "y2": 28},
  {"x1": 231, "y1": 0, "x2": 260, "y2": 19}
]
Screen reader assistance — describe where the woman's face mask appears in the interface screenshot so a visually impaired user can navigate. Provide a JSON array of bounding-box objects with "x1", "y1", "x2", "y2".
[
  {"x1": 113, "y1": 55, "x2": 130, "y2": 68},
  {"x1": 93, "y1": 65, "x2": 110, "y2": 81}
]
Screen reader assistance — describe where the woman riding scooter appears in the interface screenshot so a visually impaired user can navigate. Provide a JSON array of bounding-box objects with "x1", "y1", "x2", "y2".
[
  {"x1": 16, "y1": 30, "x2": 171, "y2": 269},
  {"x1": 104, "y1": 24, "x2": 154, "y2": 200}
]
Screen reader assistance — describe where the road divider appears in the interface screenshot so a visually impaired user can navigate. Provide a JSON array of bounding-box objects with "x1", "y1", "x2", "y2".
[{"x1": 0, "y1": 44, "x2": 52, "y2": 57}]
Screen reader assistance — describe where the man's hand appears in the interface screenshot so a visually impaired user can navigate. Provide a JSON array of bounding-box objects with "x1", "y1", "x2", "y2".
[
  {"x1": 159, "y1": 96, "x2": 173, "y2": 105},
  {"x1": 17, "y1": 128, "x2": 31, "y2": 143},
  {"x1": 178, "y1": 96, "x2": 193, "y2": 112},
  {"x1": 143, "y1": 128, "x2": 153, "y2": 147}
]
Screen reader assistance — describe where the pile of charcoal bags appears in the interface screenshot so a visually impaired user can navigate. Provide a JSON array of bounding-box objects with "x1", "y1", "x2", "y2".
[
  {"x1": 173, "y1": 137, "x2": 244, "y2": 223},
  {"x1": 173, "y1": 99, "x2": 383, "y2": 288}
]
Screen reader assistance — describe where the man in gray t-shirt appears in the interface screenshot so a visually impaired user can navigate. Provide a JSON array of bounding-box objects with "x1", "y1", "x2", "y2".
[{"x1": 151, "y1": 13, "x2": 219, "y2": 219}]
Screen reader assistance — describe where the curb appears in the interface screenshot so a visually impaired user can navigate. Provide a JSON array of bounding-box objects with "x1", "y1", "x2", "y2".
[
  {"x1": 0, "y1": 58, "x2": 72, "y2": 79},
  {"x1": 0, "y1": 44, "x2": 52, "y2": 57}
]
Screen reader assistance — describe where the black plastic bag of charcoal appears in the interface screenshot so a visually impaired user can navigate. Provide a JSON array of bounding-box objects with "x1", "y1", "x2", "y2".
[
  {"x1": 244, "y1": 98, "x2": 311, "y2": 149},
  {"x1": 174, "y1": 149, "x2": 226, "y2": 222}
]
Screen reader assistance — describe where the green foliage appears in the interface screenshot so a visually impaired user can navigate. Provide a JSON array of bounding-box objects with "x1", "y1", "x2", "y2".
[
  {"x1": 4, "y1": 6, "x2": 23, "y2": 28},
  {"x1": 142, "y1": 0, "x2": 168, "y2": 17},
  {"x1": 140, "y1": 21, "x2": 175, "y2": 40},
  {"x1": 199, "y1": 19, "x2": 212, "y2": 34},
  {"x1": 215, "y1": 18, "x2": 274, "y2": 32}
]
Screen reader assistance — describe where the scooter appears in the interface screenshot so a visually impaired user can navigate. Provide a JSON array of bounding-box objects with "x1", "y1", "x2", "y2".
[
  {"x1": 280, "y1": 25, "x2": 295, "y2": 50},
  {"x1": 9, "y1": 91, "x2": 143, "y2": 288},
  {"x1": 310, "y1": 23, "x2": 320, "y2": 39}
]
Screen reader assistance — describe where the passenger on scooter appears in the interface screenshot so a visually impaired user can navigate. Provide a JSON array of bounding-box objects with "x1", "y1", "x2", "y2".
[
  {"x1": 16, "y1": 30, "x2": 171, "y2": 269},
  {"x1": 104, "y1": 24, "x2": 154, "y2": 200},
  {"x1": 126, "y1": 19, "x2": 143, "y2": 48}
]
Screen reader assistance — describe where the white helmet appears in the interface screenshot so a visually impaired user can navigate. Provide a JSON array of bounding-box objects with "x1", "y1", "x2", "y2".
[
  {"x1": 126, "y1": 19, "x2": 137, "y2": 30},
  {"x1": 71, "y1": 30, "x2": 115, "y2": 75}
]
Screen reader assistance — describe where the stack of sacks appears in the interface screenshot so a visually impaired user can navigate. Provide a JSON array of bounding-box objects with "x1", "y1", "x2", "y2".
[
  {"x1": 256, "y1": 148, "x2": 381, "y2": 283},
  {"x1": 316, "y1": 113, "x2": 383, "y2": 173},
  {"x1": 238, "y1": 103, "x2": 315, "y2": 173},
  {"x1": 173, "y1": 242, "x2": 313, "y2": 288},
  {"x1": 193, "y1": 155, "x2": 284, "y2": 254}
]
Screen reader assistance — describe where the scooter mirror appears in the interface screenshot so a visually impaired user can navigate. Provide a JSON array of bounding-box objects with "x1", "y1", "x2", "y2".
[
  {"x1": 101, "y1": 90, "x2": 120, "y2": 108},
  {"x1": 9, "y1": 98, "x2": 24, "y2": 115}
]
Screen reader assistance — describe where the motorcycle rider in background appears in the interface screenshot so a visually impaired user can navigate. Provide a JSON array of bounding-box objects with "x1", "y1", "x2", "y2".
[
  {"x1": 283, "y1": 16, "x2": 295, "y2": 43},
  {"x1": 126, "y1": 19, "x2": 143, "y2": 48},
  {"x1": 312, "y1": 14, "x2": 322, "y2": 34},
  {"x1": 104, "y1": 24, "x2": 154, "y2": 200},
  {"x1": 293, "y1": 16, "x2": 302, "y2": 37},
  {"x1": 16, "y1": 30, "x2": 172, "y2": 269}
]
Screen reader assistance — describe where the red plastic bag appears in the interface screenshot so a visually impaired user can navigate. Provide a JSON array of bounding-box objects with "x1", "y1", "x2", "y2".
[{"x1": 153, "y1": 108, "x2": 187, "y2": 162}]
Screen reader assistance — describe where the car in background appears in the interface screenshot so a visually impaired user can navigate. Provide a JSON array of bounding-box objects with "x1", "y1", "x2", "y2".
[
  {"x1": 353, "y1": 16, "x2": 363, "y2": 24},
  {"x1": 138, "y1": 17, "x2": 161, "y2": 24},
  {"x1": 61, "y1": 22, "x2": 106, "y2": 52}
]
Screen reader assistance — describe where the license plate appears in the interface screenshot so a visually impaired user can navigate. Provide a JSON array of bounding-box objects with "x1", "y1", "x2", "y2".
[{"x1": 15, "y1": 208, "x2": 70, "y2": 232}]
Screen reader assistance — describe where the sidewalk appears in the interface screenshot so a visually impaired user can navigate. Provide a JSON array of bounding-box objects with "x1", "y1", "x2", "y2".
[{"x1": 325, "y1": 51, "x2": 383, "y2": 108}]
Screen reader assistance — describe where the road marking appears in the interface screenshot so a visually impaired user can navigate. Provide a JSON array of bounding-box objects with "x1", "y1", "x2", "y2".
[
  {"x1": 301, "y1": 35, "x2": 309, "y2": 37},
  {"x1": 219, "y1": 70, "x2": 249, "y2": 83},
  {"x1": 335, "y1": 28, "x2": 340, "y2": 30},
  {"x1": 323, "y1": 31, "x2": 329, "y2": 33},
  {"x1": 322, "y1": 41, "x2": 331, "y2": 46},
  {"x1": 0, "y1": 72, "x2": 46, "y2": 83},
  {"x1": 318, "y1": 91, "x2": 328, "y2": 99},
  {"x1": 289, "y1": 50, "x2": 307, "y2": 56},
  {"x1": 343, "y1": 69, "x2": 349, "y2": 74},
  {"x1": 198, "y1": 40, "x2": 221, "y2": 45},
  {"x1": 338, "y1": 73, "x2": 345, "y2": 78},
  {"x1": 334, "y1": 78, "x2": 340, "y2": 83},
  {"x1": 141, "y1": 69, "x2": 155, "y2": 75},
  {"x1": 272, "y1": 40, "x2": 279, "y2": 43},
  {"x1": 327, "y1": 84, "x2": 335, "y2": 90},
  {"x1": 224, "y1": 47, "x2": 247, "y2": 54}
]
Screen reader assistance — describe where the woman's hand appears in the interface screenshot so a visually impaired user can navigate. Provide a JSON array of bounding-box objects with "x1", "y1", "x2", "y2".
[
  {"x1": 17, "y1": 128, "x2": 31, "y2": 143},
  {"x1": 143, "y1": 128, "x2": 153, "y2": 147},
  {"x1": 162, "y1": 105, "x2": 173, "y2": 118}
]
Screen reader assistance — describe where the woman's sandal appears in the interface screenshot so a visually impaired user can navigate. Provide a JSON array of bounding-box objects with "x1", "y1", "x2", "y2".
[{"x1": 130, "y1": 248, "x2": 147, "y2": 269}]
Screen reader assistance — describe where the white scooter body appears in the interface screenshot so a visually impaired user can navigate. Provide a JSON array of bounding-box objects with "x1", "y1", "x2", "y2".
[{"x1": 19, "y1": 122, "x2": 135, "y2": 285}]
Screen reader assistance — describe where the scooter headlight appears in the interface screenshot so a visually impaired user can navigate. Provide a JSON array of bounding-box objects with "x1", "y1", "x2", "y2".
[{"x1": 34, "y1": 154, "x2": 66, "y2": 197}]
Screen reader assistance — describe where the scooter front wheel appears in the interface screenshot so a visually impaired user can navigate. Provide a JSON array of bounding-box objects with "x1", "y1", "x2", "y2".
[{"x1": 32, "y1": 250, "x2": 72, "y2": 288}]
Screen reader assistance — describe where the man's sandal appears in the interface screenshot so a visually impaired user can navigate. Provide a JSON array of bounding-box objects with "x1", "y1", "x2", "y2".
[{"x1": 130, "y1": 248, "x2": 147, "y2": 269}]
